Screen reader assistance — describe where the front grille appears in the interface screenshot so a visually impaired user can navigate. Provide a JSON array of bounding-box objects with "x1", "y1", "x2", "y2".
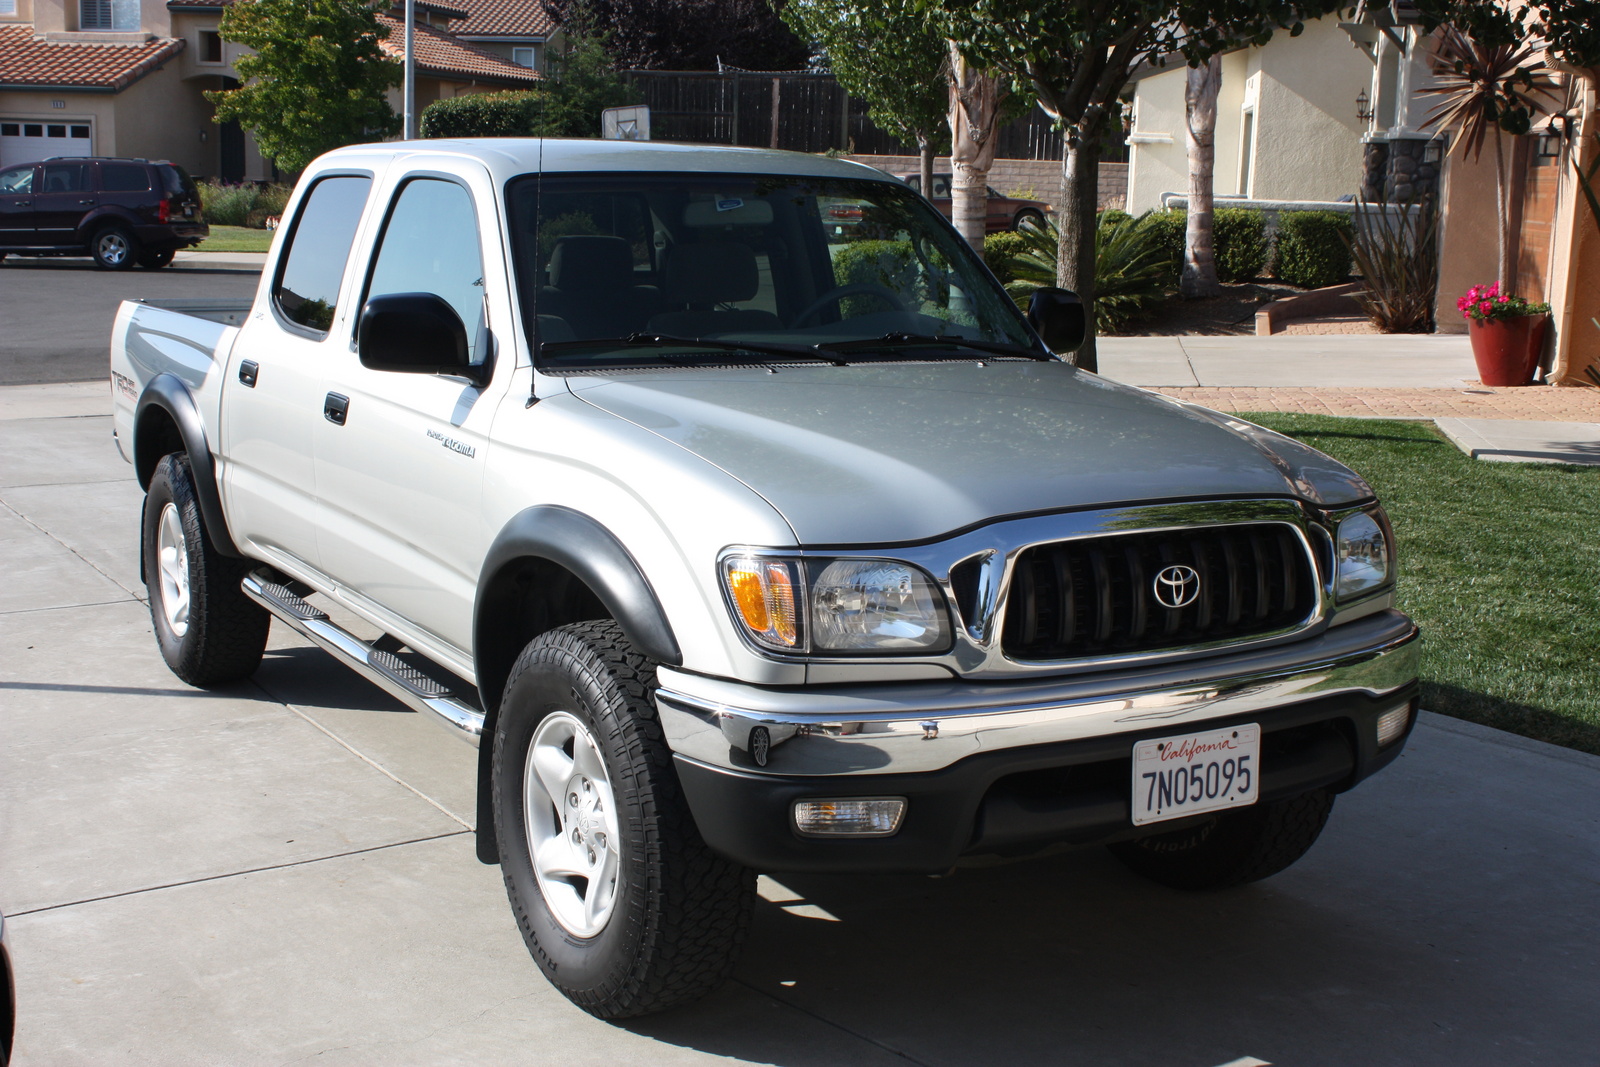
[{"x1": 1001, "y1": 523, "x2": 1316, "y2": 661}]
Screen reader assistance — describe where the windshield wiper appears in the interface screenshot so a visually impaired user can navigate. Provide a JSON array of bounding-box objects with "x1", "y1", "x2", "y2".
[
  {"x1": 541, "y1": 333, "x2": 847, "y2": 367},
  {"x1": 815, "y1": 333, "x2": 1055, "y2": 361}
]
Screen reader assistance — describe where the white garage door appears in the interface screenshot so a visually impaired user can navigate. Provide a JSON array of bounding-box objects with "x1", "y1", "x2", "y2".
[{"x1": 0, "y1": 121, "x2": 93, "y2": 169}]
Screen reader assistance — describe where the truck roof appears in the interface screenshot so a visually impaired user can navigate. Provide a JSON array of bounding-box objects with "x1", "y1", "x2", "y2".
[{"x1": 310, "y1": 138, "x2": 895, "y2": 185}]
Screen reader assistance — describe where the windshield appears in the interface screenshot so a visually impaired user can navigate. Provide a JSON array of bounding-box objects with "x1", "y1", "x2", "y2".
[{"x1": 505, "y1": 172, "x2": 1039, "y2": 368}]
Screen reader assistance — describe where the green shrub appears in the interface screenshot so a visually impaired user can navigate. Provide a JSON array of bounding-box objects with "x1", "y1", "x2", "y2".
[
  {"x1": 1099, "y1": 208, "x2": 1133, "y2": 228},
  {"x1": 420, "y1": 91, "x2": 550, "y2": 138},
  {"x1": 832, "y1": 239, "x2": 916, "y2": 316},
  {"x1": 1212, "y1": 208, "x2": 1267, "y2": 282},
  {"x1": 999, "y1": 212, "x2": 1170, "y2": 335},
  {"x1": 982, "y1": 231, "x2": 1026, "y2": 284},
  {"x1": 1273, "y1": 210, "x2": 1353, "y2": 289},
  {"x1": 1139, "y1": 209, "x2": 1187, "y2": 278},
  {"x1": 198, "y1": 181, "x2": 294, "y2": 227}
]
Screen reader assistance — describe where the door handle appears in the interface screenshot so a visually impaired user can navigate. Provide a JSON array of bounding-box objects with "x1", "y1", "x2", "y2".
[
  {"x1": 78, "y1": 199, "x2": 95, "y2": 206},
  {"x1": 324, "y1": 392, "x2": 349, "y2": 426},
  {"x1": 238, "y1": 360, "x2": 259, "y2": 387}
]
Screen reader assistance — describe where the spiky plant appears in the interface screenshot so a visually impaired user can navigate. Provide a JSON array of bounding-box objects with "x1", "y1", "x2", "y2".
[
  {"x1": 1001, "y1": 212, "x2": 1170, "y2": 334},
  {"x1": 1346, "y1": 195, "x2": 1439, "y2": 334},
  {"x1": 1419, "y1": 26, "x2": 1558, "y2": 288}
]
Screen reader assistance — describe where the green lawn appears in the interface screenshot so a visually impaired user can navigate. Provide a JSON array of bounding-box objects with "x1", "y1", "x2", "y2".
[
  {"x1": 194, "y1": 225, "x2": 274, "y2": 253},
  {"x1": 1247, "y1": 414, "x2": 1600, "y2": 756}
]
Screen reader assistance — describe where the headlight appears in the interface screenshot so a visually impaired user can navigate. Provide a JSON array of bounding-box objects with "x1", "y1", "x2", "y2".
[
  {"x1": 721, "y1": 554, "x2": 950, "y2": 655},
  {"x1": 1335, "y1": 509, "x2": 1392, "y2": 600}
]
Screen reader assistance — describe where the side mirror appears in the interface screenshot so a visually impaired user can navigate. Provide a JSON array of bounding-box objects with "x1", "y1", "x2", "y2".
[
  {"x1": 358, "y1": 292, "x2": 483, "y2": 384},
  {"x1": 1026, "y1": 287, "x2": 1085, "y2": 354}
]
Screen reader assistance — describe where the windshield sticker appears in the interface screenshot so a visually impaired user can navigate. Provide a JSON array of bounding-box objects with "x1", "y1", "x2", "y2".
[{"x1": 715, "y1": 198, "x2": 744, "y2": 212}]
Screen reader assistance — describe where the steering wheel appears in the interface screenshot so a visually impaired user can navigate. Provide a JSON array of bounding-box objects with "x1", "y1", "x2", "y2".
[{"x1": 791, "y1": 282, "x2": 909, "y2": 326}]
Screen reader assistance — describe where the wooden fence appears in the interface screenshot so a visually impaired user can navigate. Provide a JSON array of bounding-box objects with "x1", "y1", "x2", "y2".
[{"x1": 622, "y1": 70, "x2": 1117, "y2": 163}]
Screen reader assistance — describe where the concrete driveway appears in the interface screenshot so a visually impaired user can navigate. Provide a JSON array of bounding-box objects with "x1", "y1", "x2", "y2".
[{"x1": 2, "y1": 382, "x2": 1597, "y2": 1066}]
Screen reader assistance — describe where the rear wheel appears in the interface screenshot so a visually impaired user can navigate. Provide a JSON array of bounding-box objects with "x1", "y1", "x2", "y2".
[
  {"x1": 138, "y1": 249, "x2": 175, "y2": 270},
  {"x1": 1108, "y1": 789, "x2": 1335, "y2": 890},
  {"x1": 492, "y1": 620, "x2": 754, "y2": 1018},
  {"x1": 92, "y1": 225, "x2": 138, "y2": 270},
  {"x1": 142, "y1": 453, "x2": 270, "y2": 686},
  {"x1": 1013, "y1": 209, "x2": 1046, "y2": 232}
]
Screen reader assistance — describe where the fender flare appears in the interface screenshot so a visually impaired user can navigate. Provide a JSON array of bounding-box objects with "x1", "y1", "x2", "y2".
[
  {"x1": 134, "y1": 373, "x2": 242, "y2": 558},
  {"x1": 472, "y1": 505, "x2": 682, "y2": 864},
  {"x1": 77, "y1": 206, "x2": 142, "y2": 244}
]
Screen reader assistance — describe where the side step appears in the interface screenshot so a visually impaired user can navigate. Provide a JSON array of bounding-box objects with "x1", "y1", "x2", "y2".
[{"x1": 243, "y1": 572, "x2": 485, "y2": 747}]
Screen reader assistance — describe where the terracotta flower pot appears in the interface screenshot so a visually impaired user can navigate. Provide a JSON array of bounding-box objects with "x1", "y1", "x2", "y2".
[{"x1": 1467, "y1": 314, "x2": 1547, "y2": 387}]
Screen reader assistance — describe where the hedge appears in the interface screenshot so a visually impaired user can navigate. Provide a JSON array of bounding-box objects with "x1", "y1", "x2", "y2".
[
  {"x1": 1273, "y1": 210, "x2": 1353, "y2": 289},
  {"x1": 419, "y1": 91, "x2": 551, "y2": 138},
  {"x1": 1212, "y1": 207, "x2": 1267, "y2": 282}
]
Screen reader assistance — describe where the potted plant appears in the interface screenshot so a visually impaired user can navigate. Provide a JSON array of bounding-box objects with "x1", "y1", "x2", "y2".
[{"x1": 1457, "y1": 281, "x2": 1550, "y2": 386}]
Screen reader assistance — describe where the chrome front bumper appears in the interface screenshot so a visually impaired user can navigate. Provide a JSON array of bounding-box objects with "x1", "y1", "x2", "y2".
[{"x1": 656, "y1": 610, "x2": 1419, "y2": 777}]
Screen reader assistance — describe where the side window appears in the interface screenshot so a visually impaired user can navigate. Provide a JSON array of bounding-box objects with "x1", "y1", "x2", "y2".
[
  {"x1": 101, "y1": 164, "x2": 151, "y2": 192},
  {"x1": 273, "y1": 175, "x2": 372, "y2": 335},
  {"x1": 0, "y1": 166, "x2": 32, "y2": 195},
  {"x1": 365, "y1": 178, "x2": 486, "y2": 363},
  {"x1": 40, "y1": 164, "x2": 86, "y2": 194}
]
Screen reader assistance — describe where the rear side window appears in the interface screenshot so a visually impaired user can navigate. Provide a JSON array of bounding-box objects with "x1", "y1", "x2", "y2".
[
  {"x1": 156, "y1": 164, "x2": 195, "y2": 199},
  {"x1": 273, "y1": 175, "x2": 372, "y2": 334},
  {"x1": 101, "y1": 164, "x2": 150, "y2": 192}
]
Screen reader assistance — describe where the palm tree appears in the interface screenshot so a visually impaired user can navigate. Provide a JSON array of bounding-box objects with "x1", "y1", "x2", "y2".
[{"x1": 1419, "y1": 26, "x2": 1558, "y2": 289}]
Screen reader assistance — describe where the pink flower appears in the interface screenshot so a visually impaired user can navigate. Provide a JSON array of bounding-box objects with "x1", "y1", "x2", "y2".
[{"x1": 1479, "y1": 301, "x2": 1492, "y2": 313}]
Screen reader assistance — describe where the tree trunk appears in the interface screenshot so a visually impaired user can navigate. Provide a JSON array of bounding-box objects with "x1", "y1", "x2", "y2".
[
  {"x1": 1058, "y1": 129, "x2": 1101, "y2": 371},
  {"x1": 1494, "y1": 127, "x2": 1509, "y2": 290},
  {"x1": 918, "y1": 132, "x2": 935, "y2": 205},
  {"x1": 947, "y1": 43, "x2": 1004, "y2": 251},
  {"x1": 1181, "y1": 55, "x2": 1223, "y2": 299}
]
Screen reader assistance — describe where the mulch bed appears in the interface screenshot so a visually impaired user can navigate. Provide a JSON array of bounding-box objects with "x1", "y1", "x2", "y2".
[{"x1": 1114, "y1": 281, "x2": 1303, "y2": 337}]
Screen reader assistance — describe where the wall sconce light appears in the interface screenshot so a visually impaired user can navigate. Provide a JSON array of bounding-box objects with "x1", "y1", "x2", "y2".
[
  {"x1": 1356, "y1": 88, "x2": 1375, "y2": 124},
  {"x1": 1548, "y1": 113, "x2": 1574, "y2": 139}
]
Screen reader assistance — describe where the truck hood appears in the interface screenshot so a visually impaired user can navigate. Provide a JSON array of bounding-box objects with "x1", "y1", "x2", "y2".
[{"x1": 564, "y1": 362, "x2": 1371, "y2": 545}]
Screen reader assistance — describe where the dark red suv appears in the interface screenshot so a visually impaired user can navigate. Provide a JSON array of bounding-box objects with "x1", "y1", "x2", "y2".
[{"x1": 0, "y1": 156, "x2": 208, "y2": 270}]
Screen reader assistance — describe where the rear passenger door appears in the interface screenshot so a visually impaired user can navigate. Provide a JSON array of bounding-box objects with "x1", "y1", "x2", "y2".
[
  {"x1": 221, "y1": 172, "x2": 375, "y2": 576},
  {"x1": 33, "y1": 162, "x2": 94, "y2": 246},
  {"x1": 312, "y1": 169, "x2": 506, "y2": 655}
]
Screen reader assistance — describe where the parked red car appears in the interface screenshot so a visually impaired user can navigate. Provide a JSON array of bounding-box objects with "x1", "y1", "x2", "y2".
[
  {"x1": 0, "y1": 156, "x2": 207, "y2": 269},
  {"x1": 899, "y1": 173, "x2": 1053, "y2": 233}
]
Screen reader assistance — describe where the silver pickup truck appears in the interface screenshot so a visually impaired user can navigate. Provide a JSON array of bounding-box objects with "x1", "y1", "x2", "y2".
[{"x1": 110, "y1": 139, "x2": 1419, "y2": 1018}]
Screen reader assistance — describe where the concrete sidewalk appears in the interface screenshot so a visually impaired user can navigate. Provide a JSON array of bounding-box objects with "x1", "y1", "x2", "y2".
[
  {"x1": 1099, "y1": 335, "x2": 1600, "y2": 465},
  {"x1": 1, "y1": 381, "x2": 1598, "y2": 1065},
  {"x1": 171, "y1": 250, "x2": 269, "y2": 271}
]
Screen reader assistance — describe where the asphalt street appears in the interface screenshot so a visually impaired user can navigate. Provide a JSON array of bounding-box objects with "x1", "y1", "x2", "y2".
[
  {"x1": 0, "y1": 257, "x2": 260, "y2": 386},
  {"x1": 1, "y1": 381, "x2": 1598, "y2": 1065}
]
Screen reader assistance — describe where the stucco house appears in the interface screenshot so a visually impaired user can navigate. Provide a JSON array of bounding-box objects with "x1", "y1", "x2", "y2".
[{"x1": 0, "y1": 0, "x2": 548, "y2": 180}]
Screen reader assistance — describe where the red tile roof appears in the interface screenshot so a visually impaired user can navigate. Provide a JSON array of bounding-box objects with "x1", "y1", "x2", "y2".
[
  {"x1": 450, "y1": 0, "x2": 558, "y2": 40},
  {"x1": 0, "y1": 25, "x2": 184, "y2": 90},
  {"x1": 375, "y1": 14, "x2": 541, "y2": 84}
]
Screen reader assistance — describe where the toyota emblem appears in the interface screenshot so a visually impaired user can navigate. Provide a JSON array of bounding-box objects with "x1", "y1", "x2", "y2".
[{"x1": 1152, "y1": 564, "x2": 1201, "y2": 609}]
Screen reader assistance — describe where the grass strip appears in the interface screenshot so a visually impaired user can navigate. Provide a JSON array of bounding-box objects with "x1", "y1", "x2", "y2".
[
  {"x1": 195, "y1": 225, "x2": 274, "y2": 253},
  {"x1": 1245, "y1": 413, "x2": 1600, "y2": 756}
]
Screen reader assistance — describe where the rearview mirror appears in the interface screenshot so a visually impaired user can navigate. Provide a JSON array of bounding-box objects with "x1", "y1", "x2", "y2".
[
  {"x1": 357, "y1": 292, "x2": 484, "y2": 384},
  {"x1": 1026, "y1": 287, "x2": 1085, "y2": 354}
]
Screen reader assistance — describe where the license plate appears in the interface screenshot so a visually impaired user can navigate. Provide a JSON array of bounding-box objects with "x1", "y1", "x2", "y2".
[{"x1": 1131, "y1": 724, "x2": 1260, "y2": 826}]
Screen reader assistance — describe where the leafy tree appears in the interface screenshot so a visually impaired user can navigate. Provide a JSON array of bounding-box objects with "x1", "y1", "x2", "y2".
[
  {"x1": 780, "y1": 0, "x2": 949, "y2": 194},
  {"x1": 207, "y1": 0, "x2": 401, "y2": 173},
  {"x1": 923, "y1": 0, "x2": 1339, "y2": 370},
  {"x1": 546, "y1": 0, "x2": 808, "y2": 70},
  {"x1": 537, "y1": 6, "x2": 642, "y2": 136}
]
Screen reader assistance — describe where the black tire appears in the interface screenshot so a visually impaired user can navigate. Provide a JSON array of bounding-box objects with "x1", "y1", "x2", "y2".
[
  {"x1": 1108, "y1": 788, "x2": 1335, "y2": 891},
  {"x1": 138, "y1": 249, "x2": 175, "y2": 270},
  {"x1": 492, "y1": 620, "x2": 755, "y2": 1018},
  {"x1": 143, "y1": 453, "x2": 270, "y2": 686},
  {"x1": 92, "y1": 224, "x2": 139, "y2": 270},
  {"x1": 1013, "y1": 209, "x2": 1046, "y2": 232}
]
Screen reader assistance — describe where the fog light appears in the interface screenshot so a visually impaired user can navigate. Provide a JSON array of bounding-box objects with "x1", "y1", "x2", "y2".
[
  {"x1": 793, "y1": 797, "x2": 906, "y2": 837},
  {"x1": 1376, "y1": 700, "x2": 1414, "y2": 747}
]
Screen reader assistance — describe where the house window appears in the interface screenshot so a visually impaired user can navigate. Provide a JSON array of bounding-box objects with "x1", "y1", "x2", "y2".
[
  {"x1": 200, "y1": 30, "x2": 223, "y2": 63},
  {"x1": 80, "y1": 0, "x2": 138, "y2": 31},
  {"x1": 1238, "y1": 109, "x2": 1256, "y2": 197},
  {"x1": 0, "y1": 0, "x2": 17, "y2": 17},
  {"x1": 512, "y1": 46, "x2": 538, "y2": 69}
]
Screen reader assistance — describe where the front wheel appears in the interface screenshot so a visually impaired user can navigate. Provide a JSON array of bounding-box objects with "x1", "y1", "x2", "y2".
[
  {"x1": 143, "y1": 453, "x2": 270, "y2": 686},
  {"x1": 1013, "y1": 209, "x2": 1046, "y2": 232},
  {"x1": 1108, "y1": 788, "x2": 1335, "y2": 890},
  {"x1": 492, "y1": 621, "x2": 754, "y2": 1018}
]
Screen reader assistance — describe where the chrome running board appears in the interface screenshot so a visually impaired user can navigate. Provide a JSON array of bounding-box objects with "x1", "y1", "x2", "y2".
[{"x1": 243, "y1": 571, "x2": 485, "y2": 747}]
